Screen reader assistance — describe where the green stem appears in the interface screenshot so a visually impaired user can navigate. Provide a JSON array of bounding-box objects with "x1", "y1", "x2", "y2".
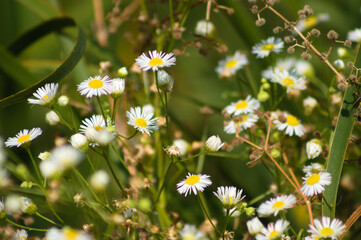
[
  {"x1": 44, "y1": 193, "x2": 64, "y2": 224},
  {"x1": 52, "y1": 107, "x2": 74, "y2": 131},
  {"x1": 112, "y1": 98, "x2": 118, "y2": 122},
  {"x1": 86, "y1": 155, "x2": 96, "y2": 172},
  {"x1": 195, "y1": 116, "x2": 208, "y2": 173},
  {"x1": 152, "y1": 157, "x2": 174, "y2": 209},
  {"x1": 96, "y1": 96, "x2": 107, "y2": 126},
  {"x1": 36, "y1": 212, "x2": 62, "y2": 227},
  {"x1": 197, "y1": 194, "x2": 220, "y2": 236},
  {"x1": 175, "y1": 152, "x2": 207, "y2": 163},
  {"x1": 101, "y1": 150, "x2": 127, "y2": 196},
  {"x1": 110, "y1": 143, "x2": 130, "y2": 174},
  {"x1": 25, "y1": 148, "x2": 43, "y2": 185},
  {"x1": 117, "y1": 130, "x2": 138, "y2": 140},
  {"x1": 6, "y1": 218, "x2": 48, "y2": 232},
  {"x1": 67, "y1": 104, "x2": 78, "y2": 131},
  {"x1": 221, "y1": 209, "x2": 231, "y2": 240}
]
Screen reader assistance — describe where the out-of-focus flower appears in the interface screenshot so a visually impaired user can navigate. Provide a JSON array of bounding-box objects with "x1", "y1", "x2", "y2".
[{"x1": 252, "y1": 37, "x2": 284, "y2": 58}]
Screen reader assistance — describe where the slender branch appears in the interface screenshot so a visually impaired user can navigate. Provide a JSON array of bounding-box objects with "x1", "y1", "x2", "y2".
[
  {"x1": 340, "y1": 205, "x2": 361, "y2": 239},
  {"x1": 6, "y1": 219, "x2": 48, "y2": 232}
]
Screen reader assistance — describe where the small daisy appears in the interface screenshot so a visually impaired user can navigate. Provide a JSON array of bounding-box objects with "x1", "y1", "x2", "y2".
[
  {"x1": 77, "y1": 75, "x2": 112, "y2": 98},
  {"x1": 15, "y1": 229, "x2": 28, "y2": 240},
  {"x1": 308, "y1": 217, "x2": 345, "y2": 239},
  {"x1": 257, "y1": 194, "x2": 296, "y2": 217},
  {"x1": 179, "y1": 224, "x2": 206, "y2": 240},
  {"x1": 252, "y1": 37, "x2": 284, "y2": 59},
  {"x1": 135, "y1": 50, "x2": 176, "y2": 71},
  {"x1": 224, "y1": 113, "x2": 259, "y2": 134},
  {"x1": 303, "y1": 163, "x2": 325, "y2": 174},
  {"x1": 224, "y1": 95, "x2": 260, "y2": 115},
  {"x1": 177, "y1": 172, "x2": 212, "y2": 196},
  {"x1": 273, "y1": 113, "x2": 305, "y2": 137},
  {"x1": 213, "y1": 186, "x2": 245, "y2": 209},
  {"x1": 126, "y1": 106, "x2": 158, "y2": 136},
  {"x1": 271, "y1": 69, "x2": 306, "y2": 93},
  {"x1": 215, "y1": 51, "x2": 248, "y2": 78},
  {"x1": 347, "y1": 28, "x2": 361, "y2": 43},
  {"x1": 5, "y1": 128, "x2": 42, "y2": 148},
  {"x1": 255, "y1": 219, "x2": 289, "y2": 240},
  {"x1": 301, "y1": 171, "x2": 331, "y2": 197},
  {"x1": 28, "y1": 83, "x2": 58, "y2": 107},
  {"x1": 295, "y1": 13, "x2": 329, "y2": 32}
]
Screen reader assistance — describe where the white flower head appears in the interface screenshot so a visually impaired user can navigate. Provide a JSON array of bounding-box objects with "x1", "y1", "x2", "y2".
[
  {"x1": 20, "y1": 197, "x2": 37, "y2": 215},
  {"x1": 15, "y1": 229, "x2": 28, "y2": 240},
  {"x1": 46, "y1": 145, "x2": 83, "y2": 174},
  {"x1": 157, "y1": 70, "x2": 174, "y2": 91},
  {"x1": 77, "y1": 75, "x2": 112, "y2": 98},
  {"x1": 80, "y1": 115, "x2": 114, "y2": 145},
  {"x1": 306, "y1": 139, "x2": 322, "y2": 159},
  {"x1": 40, "y1": 159, "x2": 61, "y2": 179},
  {"x1": 308, "y1": 217, "x2": 345, "y2": 239},
  {"x1": 271, "y1": 69, "x2": 307, "y2": 93},
  {"x1": 28, "y1": 83, "x2": 58, "y2": 107},
  {"x1": 301, "y1": 171, "x2": 331, "y2": 197},
  {"x1": 303, "y1": 96, "x2": 318, "y2": 115},
  {"x1": 252, "y1": 37, "x2": 284, "y2": 58},
  {"x1": 179, "y1": 224, "x2": 206, "y2": 240},
  {"x1": 142, "y1": 104, "x2": 155, "y2": 114},
  {"x1": 257, "y1": 194, "x2": 296, "y2": 217},
  {"x1": 303, "y1": 163, "x2": 325, "y2": 174},
  {"x1": 295, "y1": 13, "x2": 329, "y2": 32},
  {"x1": 177, "y1": 172, "x2": 212, "y2": 196},
  {"x1": 274, "y1": 113, "x2": 305, "y2": 137},
  {"x1": 57, "y1": 95, "x2": 69, "y2": 106},
  {"x1": 126, "y1": 107, "x2": 158, "y2": 136},
  {"x1": 216, "y1": 51, "x2": 248, "y2": 78},
  {"x1": 45, "y1": 111, "x2": 60, "y2": 126},
  {"x1": 195, "y1": 20, "x2": 215, "y2": 37},
  {"x1": 347, "y1": 28, "x2": 361, "y2": 43},
  {"x1": 173, "y1": 139, "x2": 189, "y2": 156},
  {"x1": 256, "y1": 219, "x2": 289, "y2": 240},
  {"x1": 45, "y1": 227, "x2": 62, "y2": 240},
  {"x1": 135, "y1": 50, "x2": 176, "y2": 71},
  {"x1": 5, "y1": 128, "x2": 42, "y2": 148},
  {"x1": 111, "y1": 78, "x2": 125, "y2": 98},
  {"x1": 224, "y1": 113, "x2": 259, "y2": 134},
  {"x1": 205, "y1": 135, "x2": 224, "y2": 152},
  {"x1": 90, "y1": 170, "x2": 110, "y2": 192},
  {"x1": 224, "y1": 95, "x2": 260, "y2": 116},
  {"x1": 5, "y1": 194, "x2": 22, "y2": 215},
  {"x1": 69, "y1": 133, "x2": 88, "y2": 152},
  {"x1": 61, "y1": 226, "x2": 92, "y2": 240},
  {"x1": 213, "y1": 186, "x2": 245, "y2": 209},
  {"x1": 247, "y1": 217, "x2": 264, "y2": 236}
]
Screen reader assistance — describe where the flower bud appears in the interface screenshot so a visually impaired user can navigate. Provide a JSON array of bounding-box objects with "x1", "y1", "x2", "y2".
[
  {"x1": 85, "y1": 127, "x2": 99, "y2": 143},
  {"x1": 70, "y1": 133, "x2": 88, "y2": 152},
  {"x1": 205, "y1": 135, "x2": 224, "y2": 152},
  {"x1": 270, "y1": 148, "x2": 281, "y2": 158},
  {"x1": 257, "y1": 90, "x2": 269, "y2": 102},
  {"x1": 195, "y1": 20, "x2": 215, "y2": 37},
  {"x1": 337, "y1": 47, "x2": 349, "y2": 58},
  {"x1": 111, "y1": 78, "x2": 125, "y2": 98},
  {"x1": 57, "y1": 95, "x2": 69, "y2": 106},
  {"x1": 45, "y1": 111, "x2": 60, "y2": 126},
  {"x1": 20, "y1": 197, "x2": 37, "y2": 215},
  {"x1": 90, "y1": 170, "x2": 110, "y2": 191},
  {"x1": 245, "y1": 207, "x2": 255, "y2": 217},
  {"x1": 333, "y1": 59, "x2": 345, "y2": 71},
  {"x1": 306, "y1": 138, "x2": 322, "y2": 159},
  {"x1": 247, "y1": 217, "x2": 264, "y2": 235},
  {"x1": 157, "y1": 70, "x2": 174, "y2": 92},
  {"x1": 38, "y1": 151, "x2": 51, "y2": 161},
  {"x1": 303, "y1": 96, "x2": 318, "y2": 115},
  {"x1": 5, "y1": 195, "x2": 22, "y2": 214},
  {"x1": 117, "y1": 67, "x2": 128, "y2": 78}
]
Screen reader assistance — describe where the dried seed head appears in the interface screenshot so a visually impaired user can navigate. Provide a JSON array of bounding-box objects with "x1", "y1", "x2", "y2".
[
  {"x1": 337, "y1": 82, "x2": 346, "y2": 91},
  {"x1": 251, "y1": 5, "x2": 258, "y2": 14},
  {"x1": 256, "y1": 18, "x2": 266, "y2": 27},
  {"x1": 311, "y1": 28, "x2": 320, "y2": 37},
  {"x1": 266, "y1": 0, "x2": 276, "y2": 6},
  {"x1": 273, "y1": 27, "x2": 280, "y2": 34},
  {"x1": 344, "y1": 40, "x2": 352, "y2": 47},
  {"x1": 302, "y1": 41, "x2": 309, "y2": 48},
  {"x1": 303, "y1": 5, "x2": 313, "y2": 16},
  {"x1": 301, "y1": 52, "x2": 312, "y2": 61},
  {"x1": 347, "y1": 62, "x2": 354, "y2": 68},
  {"x1": 299, "y1": 14, "x2": 307, "y2": 20},
  {"x1": 349, "y1": 74, "x2": 357, "y2": 81},
  {"x1": 327, "y1": 30, "x2": 339, "y2": 40},
  {"x1": 287, "y1": 46, "x2": 295, "y2": 54},
  {"x1": 297, "y1": 10, "x2": 304, "y2": 16},
  {"x1": 284, "y1": 35, "x2": 294, "y2": 43}
]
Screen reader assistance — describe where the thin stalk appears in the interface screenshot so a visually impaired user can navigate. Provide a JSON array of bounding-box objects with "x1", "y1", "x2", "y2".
[
  {"x1": 36, "y1": 212, "x2": 62, "y2": 227},
  {"x1": 25, "y1": 148, "x2": 43, "y2": 185},
  {"x1": 111, "y1": 98, "x2": 118, "y2": 122},
  {"x1": 196, "y1": 116, "x2": 208, "y2": 173},
  {"x1": 117, "y1": 130, "x2": 138, "y2": 140},
  {"x1": 6, "y1": 219, "x2": 47, "y2": 231},
  {"x1": 221, "y1": 209, "x2": 231, "y2": 240},
  {"x1": 197, "y1": 194, "x2": 220, "y2": 236},
  {"x1": 67, "y1": 104, "x2": 78, "y2": 131},
  {"x1": 152, "y1": 157, "x2": 174, "y2": 209},
  {"x1": 96, "y1": 96, "x2": 107, "y2": 126},
  {"x1": 110, "y1": 143, "x2": 130, "y2": 174},
  {"x1": 101, "y1": 150, "x2": 127, "y2": 196},
  {"x1": 175, "y1": 152, "x2": 207, "y2": 163},
  {"x1": 44, "y1": 192, "x2": 64, "y2": 224},
  {"x1": 86, "y1": 155, "x2": 96, "y2": 172}
]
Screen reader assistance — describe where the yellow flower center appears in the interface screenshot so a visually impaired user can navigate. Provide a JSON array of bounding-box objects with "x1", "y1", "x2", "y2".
[
  {"x1": 305, "y1": 16, "x2": 317, "y2": 28},
  {"x1": 225, "y1": 60, "x2": 238, "y2": 69},
  {"x1": 306, "y1": 173, "x2": 320, "y2": 185},
  {"x1": 43, "y1": 94, "x2": 49, "y2": 100},
  {"x1": 135, "y1": 118, "x2": 147, "y2": 128},
  {"x1": 183, "y1": 235, "x2": 196, "y2": 240},
  {"x1": 223, "y1": 196, "x2": 233, "y2": 203},
  {"x1": 88, "y1": 79, "x2": 103, "y2": 89},
  {"x1": 237, "y1": 115, "x2": 248, "y2": 124},
  {"x1": 149, "y1": 58, "x2": 163, "y2": 67},
  {"x1": 17, "y1": 134, "x2": 31, "y2": 143},
  {"x1": 286, "y1": 115, "x2": 299, "y2": 126},
  {"x1": 269, "y1": 230, "x2": 279, "y2": 239},
  {"x1": 235, "y1": 101, "x2": 248, "y2": 110},
  {"x1": 282, "y1": 77, "x2": 295, "y2": 87},
  {"x1": 63, "y1": 228, "x2": 78, "y2": 239},
  {"x1": 261, "y1": 43, "x2": 275, "y2": 51},
  {"x1": 319, "y1": 227, "x2": 334, "y2": 237},
  {"x1": 272, "y1": 201, "x2": 285, "y2": 210},
  {"x1": 94, "y1": 125, "x2": 103, "y2": 131},
  {"x1": 185, "y1": 175, "x2": 200, "y2": 185}
]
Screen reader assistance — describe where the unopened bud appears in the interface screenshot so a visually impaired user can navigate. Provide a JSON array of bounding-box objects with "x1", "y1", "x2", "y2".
[{"x1": 117, "y1": 67, "x2": 128, "y2": 78}]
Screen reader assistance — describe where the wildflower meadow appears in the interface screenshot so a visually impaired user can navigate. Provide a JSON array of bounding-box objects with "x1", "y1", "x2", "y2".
[{"x1": 1, "y1": 0, "x2": 361, "y2": 239}]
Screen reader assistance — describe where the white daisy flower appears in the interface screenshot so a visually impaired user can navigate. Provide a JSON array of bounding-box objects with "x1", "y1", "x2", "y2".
[
  {"x1": 257, "y1": 194, "x2": 296, "y2": 217},
  {"x1": 224, "y1": 95, "x2": 260, "y2": 115},
  {"x1": 179, "y1": 224, "x2": 206, "y2": 240},
  {"x1": 61, "y1": 227, "x2": 92, "y2": 240},
  {"x1": 205, "y1": 135, "x2": 224, "y2": 152},
  {"x1": 271, "y1": 69, "x2": 307, "y2": 93},
  {"x1": 77, "y1": 75, "x2": 112, "y2": 98},
  {"x1": 295, "y1": 13, "x2": 329, "y2": 32},
  {"x1": 301, "y1": 171, "x2": 331, "y2": 197},
  {"x1": 273, "y1": 113, "x2": 305, "y2": 137},
  {"x1": 262, "y1": 58, "x2": 296, "y2": 79},
  {"x1": 49, "y1": 145, "x2": 83, "y2": 171},
  {"x1": 79, "y1": 115, "x2": 115, "y2": 145},
  {"x1": 46, "y1": 227, "x2": 62, "y2": 240},
  {"x1": 303, "y1": 96, "x2": 318, "y2": 115},
  {"x1": 304, "y1": 235, "x2": 318, "y2": 240},
  {"x1": 303, "y1": 163, "x2": 325, "y2": 174},
  {"x1": 347, "y1": 28, "x2": 361, "y2": 42},
  {"x1": 15, "y1": 229, "x2": 28, "y2": 240},
  {"x1": 177, "y1": 172, "x2": 212, "y2": 196},
  {"x1": 215, "y1": 51, "x2": 248, "y2": 78},
  {"x1": 135, "y1": 50, "x2": 176, "y2": 71},
  {"x1": 247, "y1": 217, "x2": 265, "y2": 236},
  {"x1": 28, "y1": 83, "x2": 59, "y2": 107},
  {"x1": 111, "y1": 78, "x2": 125, "y2": 98},
  {"x1": 306, "y1": 139, "x2": 322, "y2": 159},
  {"x1": 224, "y1": 113, "x2": 259, "y2": 134},
  {"x1": 255, "y1": 219, "x2": 289, "y2": 240},
  {"x1": 126, "y1": 106, "x2": 158, "y2": 136},
  {"x1": 308, "y1": 217, "x2": 345, "y2": 239},
  {"x1": 252, "y1": 37, "x2": 284, "y2": 59},
  {"x1": 213, "y1": 186, "x2": 245, "y2": 209},
  {"x1": 5, "y1": 128, "x2": 42, "y2": 148},
  {"x1": 195, "y1": 20, "x2": 215, "y2": 37},
  {"x1": 173, "y1": 139, "x2": 189, "y2": 156}
]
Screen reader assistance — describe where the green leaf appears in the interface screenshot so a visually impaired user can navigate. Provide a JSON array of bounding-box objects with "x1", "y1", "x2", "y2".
[{"x1": 0, "y1": 17, "x2": 86, "y2": 108}]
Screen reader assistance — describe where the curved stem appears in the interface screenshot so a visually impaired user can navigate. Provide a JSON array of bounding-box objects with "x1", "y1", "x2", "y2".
[
  {"x1": 36, "y1": 212, "x2": 62, "y2": 227},
  {"x1": 6, "y1": 218, "x2": 48, "y2": 232},
  {"x1": 117, "y1": 130, "x2": 138, "y2": 140},
  {"x1": 197, "y1": 194, "x2": 220, "y2": 236},
  {"x1": 110, "y1": 143, "x2": 130, "y2": 174},
  {"x1": 152, "y1": 157, "x2": 174, "y2": 210},
  {"x1": 25, "y1": 148, "x2": 43, "y2": 185},
  {"x1": 96, "y1": 96, "x2": 107, "y2": 126}
]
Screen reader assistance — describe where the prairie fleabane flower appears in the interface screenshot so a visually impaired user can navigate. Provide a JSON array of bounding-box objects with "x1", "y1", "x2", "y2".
[
  {"x1": 306, "y1": 139, "x2": 322, "y2": 159},
  {"x1": 303, "y1": 96, "x2": 318, "y2": 115},
  {"x1": 179, "y1": 224, "x2": 206, "y2": 240},
  {"x1": 77, "y1": 75, "x2": 112, "y2": 98},
  {"x1": 28, "y1": 83, "x2": 58, "y2": 107},
  {"x1": 126, "y1": 107, "x2": 158, "y2": 136},
  {"x1": 216, "y1": 51, "x2": 248, "y2": 78},
  {"x1": 135, "y1": 50, "x2": 176, "y2": 71},
  {"x1": 195, "y1": 20, "x2": 215, "y2": 37},
  {"x1": 80, "y1": 115, "x2": 114, "y2": 144},
  {"x1": 296, "y1": 13, "x2": 329, "y2": 32},
  {"x1": 45, "y1": 111, "x2": 60, "y2": 126},
  {"x1": 224, "y1": 114, "x2": 259, "y2": 134},
  {"x1": 205, "y1": 135, "x2": 224, "y2": 152},
  {"x1": 303, "y1": 163, "x2": 325, "y2": 174},
  {"x1": 255, "y1": 219, "x2": 289, "y2": 240},
  {"x1": 5, "y1": 128, "x2": 42, "y2": 148},
  {"x1": 15, "y1": 229, "x2": 28, "y2": 240},
  {"x1": 274, "y1": 113, "x2": 305, "y2": 137},
  {"x1": 247, "y1": 217, "x2": 264, "y2": 236},
  {"x1": 347, "y1": 28, "x2": 361, "y2": 42},
  {"x1": 69, "y1": 133, "x2": 88, "y2": 152},
  {"x1": 224, "y1": 95, "x2": 260, "y2": 115},
  {"x1": 173, "y1": 139, "x2": 189, "y2": 156},
  {"x1": 301, "y1": 171, "x2": 331, "y2": 197},
  {"x1": 257, "y1": 194, "x2": 296, "y2": 217},
  {"x1": 271, "y1": 69, "x2": 306, "y2": 93},
  {"x1": 177, "y1": 173, "x2": 212, "y2": 196},
  {"x1": 90, "y1": 170, "x2": 110, "y2": 191},
  {"x1": 252, "y1": 37, "x2": 284, "y2": 59},
  {"x1": 213, "y1": 186, "x2": 245, "y2": 209},
  {"x1": 308, "y1": 217, "x2": 345, "y2": 239},
  {"x1": 111, "y1": 78, "x2": 125, "y2": 98}
]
